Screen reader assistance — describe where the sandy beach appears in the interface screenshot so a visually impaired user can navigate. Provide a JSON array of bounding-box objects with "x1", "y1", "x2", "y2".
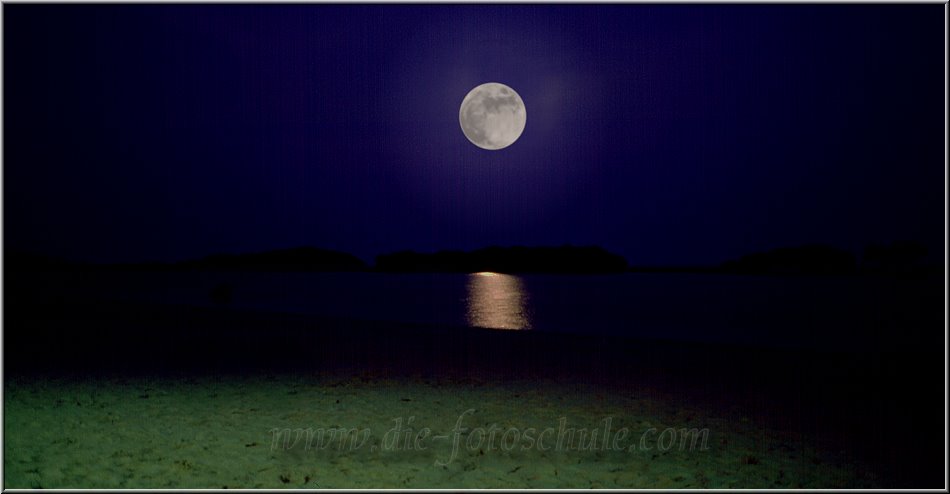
[{"x1": 6, "y1": 371, "x2": 877, "y2": 489}]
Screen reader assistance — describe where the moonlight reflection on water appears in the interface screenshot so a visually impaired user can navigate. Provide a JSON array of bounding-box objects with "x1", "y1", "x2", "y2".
[{"x1": 465, "y1": 272, "x2": 531, "y2": 330}]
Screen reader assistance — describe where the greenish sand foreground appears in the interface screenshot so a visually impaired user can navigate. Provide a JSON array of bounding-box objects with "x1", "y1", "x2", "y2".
[{"x1": 5, "y1": 373, "x2": 874, "y2": 488}]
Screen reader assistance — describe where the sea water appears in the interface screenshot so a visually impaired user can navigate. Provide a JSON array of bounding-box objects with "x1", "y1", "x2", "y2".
[{"x1": 21, "y1": 270, "x2": 942, "y2": 352}]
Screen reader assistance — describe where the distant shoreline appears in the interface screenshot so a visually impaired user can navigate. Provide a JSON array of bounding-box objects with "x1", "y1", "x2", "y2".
[{"x1": 5, "y1": 241, "x2": 942, "y2": 278}]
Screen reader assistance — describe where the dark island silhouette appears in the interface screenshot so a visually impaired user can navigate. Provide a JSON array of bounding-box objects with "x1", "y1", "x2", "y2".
[
  {"x1": 177, "y1": 246, "x2": 368, "y2": 272},
  {"x1": 375, "y1": 245, "x2": 628, "y2": 274},
  {"x1": 4, "y1": 247, "x2": 367, "y2": 273},
  {"x1": 719, "y1": 244, "x2": 857, "y2": 276},
  {"x1": 861, "y1": 241, "x2": 931, "y2": 276},
  {"x1": 4, "y1": 249, "x2": 89, "y2": 272},
  {"x1": 4, "y1": 241, "x2": 938, "y2": 277},
  {"x1": 714, "y1": 242, "x2": 936, "y2": 277}
]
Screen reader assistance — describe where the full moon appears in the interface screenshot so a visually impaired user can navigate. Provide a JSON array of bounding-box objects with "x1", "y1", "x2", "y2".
[{"x1": 459, "y1": 82, "x2": 526, "y2": 150}]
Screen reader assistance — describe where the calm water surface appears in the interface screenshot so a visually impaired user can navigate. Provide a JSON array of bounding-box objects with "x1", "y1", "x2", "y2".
[
  {"x1": 466, "y1": 272, "x2": 531, "y2": 330},
  {"x1": 26, "y1": 270, "x2": 943, "y2": 351}
]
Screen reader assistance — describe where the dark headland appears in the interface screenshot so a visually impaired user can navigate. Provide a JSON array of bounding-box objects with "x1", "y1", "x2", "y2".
[
  {"x1": 375, "y1": 245, "x2": 628, "y2": 274},
  {"x1": 7, "y1": 241, "x2": 939, "y2": 277}
]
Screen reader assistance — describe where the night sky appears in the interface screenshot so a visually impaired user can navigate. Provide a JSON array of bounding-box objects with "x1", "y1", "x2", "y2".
[{"x1": 4, "y1": 5, "x2": 945, "y2": 265}]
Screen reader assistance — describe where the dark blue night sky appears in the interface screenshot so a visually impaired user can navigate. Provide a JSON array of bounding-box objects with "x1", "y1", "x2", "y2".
[{"x1": 4, "y1": 5, "x2": 945, "y2": 265}]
